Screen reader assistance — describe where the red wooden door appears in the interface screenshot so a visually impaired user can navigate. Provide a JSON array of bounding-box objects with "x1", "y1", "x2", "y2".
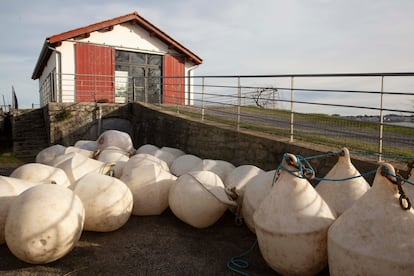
[
  {"x1": 75, "y1": 43, "x2": 115, "y2": 103},
  {"x1": 164, "y1": 54, "x2": 185, "y2": 104}
]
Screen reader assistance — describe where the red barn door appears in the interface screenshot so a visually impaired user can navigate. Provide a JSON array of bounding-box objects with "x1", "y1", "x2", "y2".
[
  {"x1": 75, "y1": 43, "x2": 115, "y2": 102},
  {"x1": 164, "y1": 54, "x2": 185, "y2": 104}
]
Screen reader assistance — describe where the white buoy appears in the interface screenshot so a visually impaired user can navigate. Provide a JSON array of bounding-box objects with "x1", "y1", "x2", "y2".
[
  {"x1": 160, "y1": 146, "x2": 185, "y2": 159},
  {"x1": 253, "y1": 153, "x2": 336, "y2": 275},
  {"x1": 0, "y1": 176, "x2": 41, "y2": 245},
  {"x1": 136, "y1": 144, "x2": 159, "y2": 155},
  {"x1": 224, "y1": 165, "x2": 264, "y2": 214},
  {"x1": 54, "y1": 152, "x2": 113, "y2": 185},
  {"x1": 95, "y1": 146, "x2": 130, "y2": 163},
  {"x1": 195, "y1": 159, "x2": 236, "y2": 182},
  {"x1": 316, "y1": 148, "x2": 371, "y2": 215},
  {"x1": 242, "y1": 170, "x2": 276, "y2": 233},
  {"x1": 328, "y1": 163, "x2": 414, "y2": 276},
  {"x1": 35, "y1": 144, "x2": 66, "y2": 165},
  {"x1": 170, "y1": 154, "x2": 203, "y2": 176},
  {"x1": 74, "y1": 140, "x2": 98, "y2": 151},
  {"x1": 96, "y1": 130, "x2": 135, "y2": 153},
  {"x1": 121, "y1": 163, "x2": 176, "y2": 216},
  {"x1": 10, "y1": 163, "x2": 70, "y2": 187},
  {"x1": 64, "y1": 146, "x2": 94, "y2": 158},
  {"x1": 71, "y1": 173, "x2": 133, "y2": 232},
  {"x1": 5, "y1": 184, "x2": 85, "y2": 264},
  {"x1": 168, "y1": 171, "x2": 236, "y2": 228},
  {"x1": 151, "y1": 149, "x2": 176, "y2": 167},
  {"x1": 122, "y1": 153, "x2": 170, "y2": 176}
]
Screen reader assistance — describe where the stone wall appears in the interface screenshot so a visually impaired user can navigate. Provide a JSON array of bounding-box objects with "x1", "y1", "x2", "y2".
[{"x1": 39, "y1": 102, "x2": 403, "y2": 182}]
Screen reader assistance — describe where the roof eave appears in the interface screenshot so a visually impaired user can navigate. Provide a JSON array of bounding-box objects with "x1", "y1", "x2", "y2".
[{"x1": 31, "y1": 40, "x2": 51, "y2": 80}]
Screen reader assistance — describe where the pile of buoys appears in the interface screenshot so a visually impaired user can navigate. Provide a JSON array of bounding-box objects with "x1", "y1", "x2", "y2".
[{"x1": 2, "y1": 132, "x2": 413, "y2": 275}]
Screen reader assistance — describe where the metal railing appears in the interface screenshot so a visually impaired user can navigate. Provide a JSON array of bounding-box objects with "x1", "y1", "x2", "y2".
[{"x1": 42, "y1": 72, "x2": 414, "y2": 161}]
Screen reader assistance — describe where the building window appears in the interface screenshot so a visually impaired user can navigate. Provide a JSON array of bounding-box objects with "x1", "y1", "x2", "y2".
[{"x1": 115, "y1": 50, "x2": 163, "y2": 103}]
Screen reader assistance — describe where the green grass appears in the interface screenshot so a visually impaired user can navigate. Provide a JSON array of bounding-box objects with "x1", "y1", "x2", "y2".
[{"x1": 160, "y1": 104, "x2": 414, "y2": 159}]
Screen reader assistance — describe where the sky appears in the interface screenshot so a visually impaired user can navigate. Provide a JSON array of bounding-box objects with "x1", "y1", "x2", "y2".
[{"x1": 1, "y1": 0, "x2": 414, "y2": 111}]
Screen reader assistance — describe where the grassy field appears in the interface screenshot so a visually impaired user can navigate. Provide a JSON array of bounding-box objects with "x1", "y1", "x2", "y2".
[{"x1": 160, "y1": 105, "x2": 414, "y2": 159}]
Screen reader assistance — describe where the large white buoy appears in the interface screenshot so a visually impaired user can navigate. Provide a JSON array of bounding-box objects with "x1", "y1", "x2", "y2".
[
  {"x1": 121, "y1": 163, "x2": 176, "y2": 215},
  {"x1": 10, "y1": 163, "x2": 70, "y2": 187},
  {"x1": 316, "y1": 148, "x2": 371, "y2": 215},
  {"x1": 136, "y1": 144, "x2": 159, "y2": 155},
  {"x1": 224, "y1": 165, "x2": 264, "y2": 214},
  {"x1": 74, "y1": 140, "x2": 97, "y2": 151},
  {"x1": 241, "y1": 170, "x2": 276, "y2": 233},
  {"x1": 35, "y1": 144, "x2": 66, "y2": 165},
  {"x1": 328, "y1": 163, "x2": 414, "y2": 276},
  {"x1": 95, "y1": 146, "x2": 130, "y2": 163},
  {"x1": 168, "y1": 171, "x2": 236, "y2": 228},
  {"x1": 5, "y1": 184, "x2": 85, "y2": 264},
  {"x1": 71, "y1": 173, "x2": 133, "y2": 232},
  {"x1": 170, "y1": 154, "x2": 203, "y2": 176},
  {"x1": 64, "y1": 146, "x2": 94, "y2": 158},
  {"x1": 0, "y1": 176, "x2": 41, "y2": 245},
  {"x1": 253, "y1": 153, "x2": 337, "y2": 275},
  {"x1": 122, "y1": 153, "x2": 170, "y2": 176},
  {"x1": 195, "y1": 159, "x2": 236, "y2": 182},
  {"x1": 96, "y1": 130, "x2": 135, "y2": 153},
  {"x1": 151, "y1": 149, "x2": 176, "y2": 167},
  {"x1": 54, "y1": 152, "x2": 113, "y2": 185},
  {"x1": 160, "y1": 146, "x2": 185, "y2": 160}
]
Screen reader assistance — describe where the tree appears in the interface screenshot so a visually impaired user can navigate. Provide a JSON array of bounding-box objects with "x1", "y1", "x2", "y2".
[{"x1": 252, "y1": 87, "x2": 278, "y2": 109}]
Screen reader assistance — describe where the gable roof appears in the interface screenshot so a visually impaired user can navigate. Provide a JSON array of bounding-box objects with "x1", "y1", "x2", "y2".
[{"x1": 32, "y1": 11, "x2": 203, "y2": 79}]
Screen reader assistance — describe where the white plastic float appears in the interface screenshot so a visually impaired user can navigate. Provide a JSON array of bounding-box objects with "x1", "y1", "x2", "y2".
[
  {"x1": 74, "y1": 140, "x2": 98, "y2": 151},
  {"x1": 121, "y1": 163, "x2": 176, "y2": 215},
  {"x1": 328, "y1": 163, "x2": 414, "y2": 276},
  {"x1": 71, "y1": 172, "x2": 133, "y2": 232},
  {"x1": 64, "y1": 146, "x2": 94, "y2": 158},
  {"x1": 151, "y1": 149, "x2": 176, "y2": 167},
  {"x1": 95, "y1": 146, "x2": 130, "y2": 163},
  {"x1": 195, "y1": 159, "x2": 236, "y2": 182},
  {"x1": 241, "y1": 170, "x2": 276, "y2": 233},
  {"x1": 168, "y1": 170, "x2": 237, "y2": 228},
  {"x1": 253, "y1": 153, "x2": 337, "y2": 275},
  {"x1": 35, "y1": 144, "x2": 66, "y2": 165},
  {"x1": 122, "y1": 153, "x2": 170, "y2": 176},
  {"x1": 160, "y1": 146, "x2": 185, "y2": 160},
  {"x1": 5, "y1": 184, "x2": 85, "y2": 264},
  {"x1": 54, "y1": 152, "x2": 114, "y2": 185},
  {"x1": 224, "y1": 165, "x2": 264, "y2": 213},
  {"x1": 96, "y1": 130, "x2": 135, "y2": 153},
  {"x1": 316, "y1": 148, "x2": 371, "y2": 215},
  {"x1": 170, "y1": 154, "x2": 203, "y2": 176},
  {"x1": 136, "y1": 144, "x2": 159, "y2": 155},
  {"x1": 10, "y1": 163, "x2": 70, "y2": 187},
  {"x1": 0, "y1": 176, "x2": 41, "y2": 244}
]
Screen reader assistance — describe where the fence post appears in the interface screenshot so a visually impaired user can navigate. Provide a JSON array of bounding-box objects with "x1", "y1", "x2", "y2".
[
  {"x1": 290, "y1": 76, "x2": 295, "y2": 142},
  {"x1": 201, "y1": 77, "x2": 205, "y2": 121},
  {"x1": 237, "y1": 77, "x2": 241, "y2": 132},
  {"x1": 378, "y1": 76, "x2": 384, "y2": 162}
]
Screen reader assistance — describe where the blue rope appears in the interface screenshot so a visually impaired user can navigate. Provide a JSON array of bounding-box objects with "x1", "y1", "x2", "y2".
[
  {"x1": 278, "y1": 153, "x2": 377, "y2": 182},
  {"x1": 226, "y1": 240, "x2": 258, "y2": 276}
]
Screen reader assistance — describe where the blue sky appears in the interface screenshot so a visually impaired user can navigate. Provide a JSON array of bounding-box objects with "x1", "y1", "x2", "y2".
[{"x1": 1, "y1": 0, "x2": 414, "y2": 109}]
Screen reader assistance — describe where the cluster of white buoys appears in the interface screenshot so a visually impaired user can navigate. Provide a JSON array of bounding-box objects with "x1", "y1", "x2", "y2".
[{"x1": 2, "y1": 133, "x2": 414, "y2": 274}]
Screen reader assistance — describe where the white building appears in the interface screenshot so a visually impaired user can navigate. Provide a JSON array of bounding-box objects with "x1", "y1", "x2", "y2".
[{"x1": 32, "y1": 11, "x2": 203, "y2": 107}]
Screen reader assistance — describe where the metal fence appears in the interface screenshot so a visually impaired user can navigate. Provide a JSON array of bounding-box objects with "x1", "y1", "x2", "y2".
[
  {"x1": 43, "y1": 72, "x2": 414, "y2": 161},
  {"x1": 161, "y1": 73, "x2": 414, "y2": 162}
]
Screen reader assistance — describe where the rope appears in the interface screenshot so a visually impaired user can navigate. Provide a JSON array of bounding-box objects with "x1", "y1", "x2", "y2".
[
  {"x1": 277, "y1": 153, "x2": 376, "y2": 183},
  {"x1": 226, "y1": 240, "x2": 258, "y2": 276}
]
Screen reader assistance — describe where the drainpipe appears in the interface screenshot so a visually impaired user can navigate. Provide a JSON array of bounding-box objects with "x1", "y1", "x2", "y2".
[
  {"x1": 186, "y1": 64, "x2": 199, "y2": 105},
  {"x1": 47, "y1": 43, "x2": 62, "y2": 103}
]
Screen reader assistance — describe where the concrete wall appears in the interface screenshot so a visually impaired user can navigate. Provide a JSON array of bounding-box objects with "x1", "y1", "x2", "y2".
[{"x1": 40, "y1": 102, "x2": 406, "y2": 183}]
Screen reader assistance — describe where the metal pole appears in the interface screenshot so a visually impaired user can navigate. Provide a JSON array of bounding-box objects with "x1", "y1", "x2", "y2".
[
  {"x1": 290, "y1": 77, "x2": 294, "y2": 142},
  {"x1": 378, "y1": 76, "x2": 384, "y2": 162},
  {"x1": 201, "y1": 77, "x2": 205, "y2": 121},
  {"x1": 237, "y1": 77, "x2": 241, "y2": 132}
]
